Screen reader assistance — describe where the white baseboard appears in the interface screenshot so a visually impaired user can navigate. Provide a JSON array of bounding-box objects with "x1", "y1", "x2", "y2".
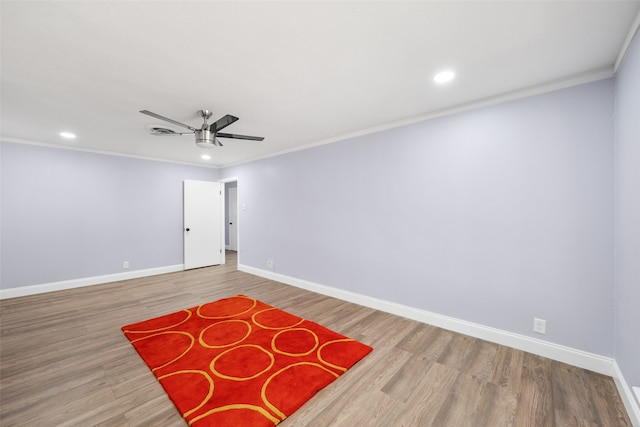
[
  {"x1": 613, "y1": 362, "x2": 640, "y2": 427},
  {"x1": 239, "y1": 264, "x2": 613, "y2": 374},
  {"x1": 240, "y1": 264, "x2": 640, "y2": 424},
  {"x1": 0, "y1": 264, "x2": 184, "y2": 300}
]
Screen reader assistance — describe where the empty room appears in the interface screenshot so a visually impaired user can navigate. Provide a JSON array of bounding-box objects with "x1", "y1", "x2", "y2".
[{"x1": 1, "y1": 1, "x2": 639, "y2": 426}]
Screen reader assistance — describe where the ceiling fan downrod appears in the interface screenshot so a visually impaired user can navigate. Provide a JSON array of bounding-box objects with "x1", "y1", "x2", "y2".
[{"x1": 195, "y1": 110, "x2": 221, "y2": 148}]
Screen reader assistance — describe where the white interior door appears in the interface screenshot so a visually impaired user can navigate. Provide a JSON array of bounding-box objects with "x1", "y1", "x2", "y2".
[
  {"x1": 184, "y1": 180, "x2": 224, "y2": 270},
  {"x1": 228, "y1": 186, "x2": 238, "y2": 251}
]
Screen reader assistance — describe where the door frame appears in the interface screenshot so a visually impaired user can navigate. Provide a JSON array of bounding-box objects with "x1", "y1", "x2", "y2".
[
  {"x1": 226, "y1": 186, "x2": 238, "y2": 251},
  {"x1": 220, "y1": 176, "x2": 239, "y2": 264}
]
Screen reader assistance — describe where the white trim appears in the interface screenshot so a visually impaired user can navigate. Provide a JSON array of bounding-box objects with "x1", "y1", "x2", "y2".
[
  {"x1": 219, "y1": 176, "x2": 239, "y2": 184},
  {"x1": 223, "y1": 66, "x2": 614, "y2": 168},
  {"x1": 0, "y1": 137, "x2": 219, "y2": 169},
  {"x1": 615, "y1": 9, "x2": 640, "y2": 72},
  {"x1": 613, "y1": 362, "x2": 640, "y2": 426},
  {"x1": 220, "y1": 177, "x2": 240, "y2": 263},
  {"x1": 0, "y1": 264, "x2": 184, "y2": 300},
  {"x1": 219, "y1": 181, "x2": 226, "y2": 265},
  {"x1": 238, "y1": 264, "x2": 615, "y2": 376}
]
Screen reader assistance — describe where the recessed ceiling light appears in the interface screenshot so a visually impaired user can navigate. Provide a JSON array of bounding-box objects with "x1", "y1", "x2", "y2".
[
  {"x1": 201, "y1": 154, "x2": 211, "y2": 160},
  {"x1": 59, "y1": 131, "x2": 76, "y2": 139},
  {"x1": 433, "y1": 70, "x2": 455, "y2": 84}
]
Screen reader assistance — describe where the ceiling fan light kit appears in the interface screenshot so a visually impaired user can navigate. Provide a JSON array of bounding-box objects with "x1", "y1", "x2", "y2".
[
  {"x1": 195, "y1": 130, "x2": 219, "y2": 148},
  {"x1": 140, "y1": 109, "x2": 264, "y2": 149}
]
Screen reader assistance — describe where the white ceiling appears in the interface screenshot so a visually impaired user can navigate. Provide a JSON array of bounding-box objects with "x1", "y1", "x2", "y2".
[{"x1": 2, "y1": 1, "x2": 639, "y2": 168}]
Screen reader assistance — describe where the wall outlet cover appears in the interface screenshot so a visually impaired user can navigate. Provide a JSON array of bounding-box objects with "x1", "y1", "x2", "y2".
[{"x1": 533, "y1": 318, "x2": 546, "y2": 334}]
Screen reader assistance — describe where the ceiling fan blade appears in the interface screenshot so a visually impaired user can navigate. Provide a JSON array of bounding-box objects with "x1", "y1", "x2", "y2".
[
  {"x1": 209, "y1": 114, "x2": 239, "y2": 132},
  {"x1": 140, "y1": 110, "x2": 197, "y2": 132},
  {"x1": 216, "y1": 132, "x2": 264, "y2": 141},
  {"x1": 150, "y1": 132, "x2": 194, "y2": 136}
]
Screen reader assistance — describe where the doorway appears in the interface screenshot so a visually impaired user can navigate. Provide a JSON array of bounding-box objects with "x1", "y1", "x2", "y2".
[
  {"x1": 226, "y1": 183, "x2": 238, "y2": 251},
  {"x1": 222, "y1": 178, "x2": 239, "y2": 256}
]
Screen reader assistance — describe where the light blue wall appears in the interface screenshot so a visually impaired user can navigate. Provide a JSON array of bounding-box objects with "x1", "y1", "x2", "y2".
[
  {"x1": 614, "y1": 29, "x2": 640, "y2": 396},
  {"x1": 222, "y1": 79, "x2": 615, "y2": 356},
  {"x1": 0, "y1": 142, "x2": 219, "y2": 289}
]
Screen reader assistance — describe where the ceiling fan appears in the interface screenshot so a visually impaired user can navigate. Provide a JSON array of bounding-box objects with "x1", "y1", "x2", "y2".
[{"x1": 140, "y1": 109, "x2": 264, "y2": 148}]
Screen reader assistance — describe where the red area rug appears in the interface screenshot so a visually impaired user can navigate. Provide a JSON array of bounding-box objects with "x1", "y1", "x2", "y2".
[{"x1": 122, "y1": 295, "x2": 372, "y2": 426}]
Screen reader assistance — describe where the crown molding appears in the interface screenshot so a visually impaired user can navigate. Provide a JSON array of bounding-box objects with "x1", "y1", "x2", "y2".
[
  {"x1": 615, "y1": 8, "x2": 640, "y2": 72},
  {"x1": 223, "y1": 66, "x2": 614, "y2": 169},
  {"x1": 0, "y1": 136, "x2": 220, "y2": 169}
]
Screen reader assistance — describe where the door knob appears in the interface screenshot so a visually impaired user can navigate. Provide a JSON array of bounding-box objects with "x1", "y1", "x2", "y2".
[{"x1": 185, "y1": 228, "x2": 190, "y2": 232}]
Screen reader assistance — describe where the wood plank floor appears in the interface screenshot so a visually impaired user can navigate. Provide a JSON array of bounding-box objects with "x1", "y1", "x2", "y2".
[{"x1": 0, "y1": 252, "x2": 632, "y2": 426}]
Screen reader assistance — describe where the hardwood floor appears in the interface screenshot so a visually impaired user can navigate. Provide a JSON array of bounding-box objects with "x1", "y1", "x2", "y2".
[{"x1": 0, "y1": 252, "x2": 632, "y2": 426}]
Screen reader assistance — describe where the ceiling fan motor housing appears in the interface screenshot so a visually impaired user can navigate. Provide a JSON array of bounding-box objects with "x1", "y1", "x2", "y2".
[{"x1": 195, "y1": 129, "x2": 217, "y2": 148}]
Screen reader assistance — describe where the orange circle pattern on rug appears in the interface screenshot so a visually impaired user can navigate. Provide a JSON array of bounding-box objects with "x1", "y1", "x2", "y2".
[
  {"x1": 317, "y1": 338, "x2": 360, "y2": 372},
  {"x1": 252, "y1": 308, "x2": 304, "y2": 330},
  {"x1": 271, "y1": 328, "x2": 318, "y2": 357},
  {"x1": 190, "y1": 404, "x2": 281, "y2": 426},
  {"x1": 199, "y1": 319, "x2": 251, "y2": 348},
  {"x1": 260, "y1": 362, "x2": 339, "y2": 419},
  {"x1": 210, "y1": 344, "x2": 275, "y2": 381},
  {"x1": 197, "y1": 295, "x2": 257, "y2": 319},
  {"x1": 131, "y1": 331, "x2": 195, "y2": 372},
  {"x1": 122, "y1": 295, "x2": 373, "y2": 427},
  {"x1": 158, "y1": 370, "x2": 214, "y2": 417}
]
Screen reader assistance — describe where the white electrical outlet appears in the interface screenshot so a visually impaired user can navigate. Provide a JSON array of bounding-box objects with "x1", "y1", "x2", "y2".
[
  {"x1": 123, "y1": 261, "x2": 129, "y2": 269},
  {"x1": 266, "y1": 259, "x2": 274, "y2": 270},
  {"x1": 533, "y1": 318, "x2": 546, "y2": 334}
]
